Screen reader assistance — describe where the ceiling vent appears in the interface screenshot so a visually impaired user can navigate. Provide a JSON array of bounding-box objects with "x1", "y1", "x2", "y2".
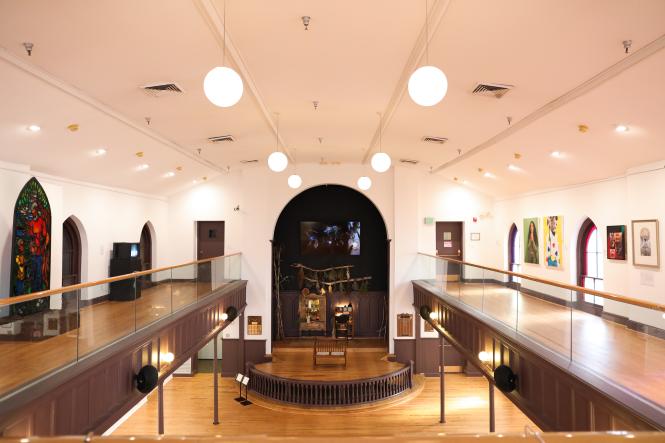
[
  {"x1": 400, "y1": 159, "x2": 419, "y2": 165},
  {"x1": 140, "y1": 82, "x2": 184, "y2": 97},
  {"x1": 472, "y1": 82, "x2": 513, "y2": 99},
  {"x1": 208, "y1": 135, "x2": 236, "y2": 143},
  {"x1": 422, "y1": 136, "x2": 448, "y2": 144},
  {"x1": 240, "y1": 159, "x2": 258, "y2": 164}
]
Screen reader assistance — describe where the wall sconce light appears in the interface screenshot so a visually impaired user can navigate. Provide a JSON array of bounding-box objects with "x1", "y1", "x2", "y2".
[
  {"x1": 221, "y1": 312, "x2": 229, "y2": 321},
  {"x1": 478, "y1": 351, "x2": 492, "y2": 363},
  {"x1": 419, "y1": 305, "x2": 432, "y2": 320},
  {"x1": 429, "y1": 311, "x2": 438, "y2": 321},
  {"x1": 161, "y1": 352, "x2": 175, "y2": 364},
  {"x1": 135, "y1": 365, "x2": 158, "y2": 393},
  {"x1": 224, "y1": 306, "x2": 238, "y2": 322}
]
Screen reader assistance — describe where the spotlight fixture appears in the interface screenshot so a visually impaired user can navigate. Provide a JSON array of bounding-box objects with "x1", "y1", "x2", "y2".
[
  {"x1": 135, "y1": 365, "x2": 158, "y2": 394},
  {"x1": 550, "y1": 151, "x2": 563, "y2": 158},
  {"x1": 224, "y1": 306, "x2": 238, "y2": 322},
  {"x1": 27, "y1": 124, "x2": 41, "y2": 132},
  {"x1": 268, "y1": 113, "x2": 288, "y2": 172},
  {"x1": 615, "y1": 124, "x2": 629, "y2": 133},
  {"x1": 483, "y1": 171, "x2": 495, "y2": 178},
  {"x1": 428, "y1": 310, "x2": 438, "y2": 320},
  {"x1": 136, "y1": 164, "x2": 149, "y2": 171},
  {"x1": 419, "y1": 305, "x2": 432, "y2": 321},
  {"x1": 221, "y1": 312, "x2": 229, "y2": 321},
  {"x1": 507, "y1": 164, "x2": 520, "y2": 172},
  {"x1": 288, "y1": 174, "x2": 302, "y2": 189},
  {"x1": 164, "y1": 171, "x2": 175, "y2": 178},
  {"x1": 161, "y1": 352, "x2": 175, "y2": 363},
  {"x1": 408, "y1": 0, "x2": 448, "y2": 106},
  {"x1": 357, "y1": 176, "x2": 372, "y2": 191},
  {"x1": 371, "y1": 113, "x2": 392, "y2": 173},
  {"x1": 478, "y1": 351, "x2": 492, "y2": 363},
  {"x1": 93, "y1": 148, "x2": 107, "y2": 156},
  {"x1": 203, "y1": 0, "x2": 243, "y2": 107}
]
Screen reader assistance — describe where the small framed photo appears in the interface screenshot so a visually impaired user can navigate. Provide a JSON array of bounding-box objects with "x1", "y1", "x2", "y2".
[
  {"x1": 470, "y1": 232, "x2": 480, "y2": 241},
  {"x1": 631, "y1": 220, "x2": 659, "y2": 268},
  {"x1": 606, "y1": 225, "x2": 626, "y2": 260}
]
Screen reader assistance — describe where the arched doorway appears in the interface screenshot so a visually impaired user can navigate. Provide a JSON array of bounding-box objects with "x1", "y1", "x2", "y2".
[
  {"x1": 140, "y1": 223, "x2": 153, "y2": 271},
  {"x1": 271, "y1": 185, "x2": 389, "y2": 344},
  {"x1": 577, "y1": 218, "x2": 604, "y2": 308},
  {"x1": 508, "y1": 223, "x2": 521, "y2": 285},
  {"x1": 62, "y1": 217, "x2": 82, "y2": 287}
]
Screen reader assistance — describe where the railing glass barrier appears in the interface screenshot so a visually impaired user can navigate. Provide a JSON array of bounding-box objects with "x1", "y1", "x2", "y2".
[
  {"x1": 0, "y1": 253, "x2": 241, "y2": 399},
  {"x1": 417, "y1": 253, "x2": 665, "y2": 409}
]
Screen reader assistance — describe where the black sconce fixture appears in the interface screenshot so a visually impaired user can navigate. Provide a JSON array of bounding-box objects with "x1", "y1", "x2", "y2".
[
  {"x1": 222, "y1": 305, "x2": 238, "y2": 322},
  {"x1": 419, "y1": 305, "x2": 432, "y2": 321},
  {"x1": 135, "y1": 365, "x2": 159, "y2": 394},
  {"x1": 493, "y1": 365, "x2": 517, "y2": 393}
]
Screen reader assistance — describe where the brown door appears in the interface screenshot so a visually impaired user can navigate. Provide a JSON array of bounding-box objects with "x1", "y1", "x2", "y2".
[
  {"x1": 197, "y1": 221, "x2": 225, "y2": 259},
  {"x1": 435, "y1": 221, "x2": 463, "y2": 281}
]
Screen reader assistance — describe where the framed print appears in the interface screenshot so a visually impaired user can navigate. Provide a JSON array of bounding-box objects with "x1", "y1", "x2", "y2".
[
  {"x1": 523, "y1": 218, "x2": 539, "y2": 264},
  {"x1": 543, "y1": 216, "x2": 564, "y2": 268},
  {"x1": 606, "y1": 225, "x2": 627, "y2": 260},
  {"x1": 632, "y1": 220, "x2": 660, "y2": 268},
  {"x1": 470, "y1": 232, "x2": 480, "y2": 241}
]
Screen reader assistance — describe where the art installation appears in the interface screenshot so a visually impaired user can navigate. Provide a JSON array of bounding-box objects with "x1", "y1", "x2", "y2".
[
  {"x1": 10, "y1": 177, "x2": 52, "y2": 316},
  {"x1": 543, "y1": 215, "x2": 564, "y2": 268},
  {"x1": 607, "y1": 225, "x2": 627, "y2": 260},
  {"x1": 300, "y1": 221, "x2": 361, "y2": 256},
  {"x1": 523, "y1": 218, "x2": 540, "y2": 264},
  {"x1": 632, "y1": 219, "x2": 660, "y2": 268}
]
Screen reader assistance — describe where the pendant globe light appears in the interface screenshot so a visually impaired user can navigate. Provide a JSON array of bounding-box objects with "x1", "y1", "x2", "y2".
[
  {"x1": 268, "y1": 113, "x2": 288, "y2": 172},
  {"x1": 371, "y1": 112, "x2": 391, "y2": 173},
  {"x1": 357, "y1": 176, "x2": 372, "y2": 191},
  {"x1": 203, "y1": 0, "x2": 243, "y2": 108},
  {"x1": 287, "y1": 148, "x2": 302, "y2": 189},
  {"x1": 408, "y1": 0, "x2": 448, "y2": 107}
]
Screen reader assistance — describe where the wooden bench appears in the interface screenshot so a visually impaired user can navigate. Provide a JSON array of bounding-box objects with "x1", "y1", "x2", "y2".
[{"x1": 313, "y1": 338, "x2": 348, "y2": 367}]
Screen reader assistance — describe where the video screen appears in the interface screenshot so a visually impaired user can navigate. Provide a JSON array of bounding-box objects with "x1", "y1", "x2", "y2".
[
  {"x1": 300, "y1": 221, "x2": 360, "y2": 256},
  {"x1": 130, "y1": 243, "x2": 140, "y2": 258}
]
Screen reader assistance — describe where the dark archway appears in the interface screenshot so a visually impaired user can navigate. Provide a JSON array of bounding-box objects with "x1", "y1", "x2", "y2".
[
  {"x1": 508, "y1": 223, "x2": 520, "y2": 285},
  {"x1": 140, "y1": 223, "x2": 153, "y2": 271},
  {"x1": 62, "y1": 217, "x2": 82, "y2": 287},
  {"x1": 272, "y1": 185, "x2": 389, "y2": 342}
]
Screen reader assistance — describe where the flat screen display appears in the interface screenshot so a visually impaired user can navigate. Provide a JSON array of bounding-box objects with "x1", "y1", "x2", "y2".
[
  {"x1": 130, "y1": 243, "x2": 140, "y2": 258},
  {"x1": 300, "y1": 221, "x2": 360, "y2": 256}
]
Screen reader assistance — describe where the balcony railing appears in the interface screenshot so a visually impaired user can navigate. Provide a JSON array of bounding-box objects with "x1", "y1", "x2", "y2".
[{"x1": 0, "y1": 252, "x2": 241, "y2": 400}]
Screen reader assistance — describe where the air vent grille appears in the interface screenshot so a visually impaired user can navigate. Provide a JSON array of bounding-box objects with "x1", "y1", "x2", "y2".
[
  {"x1": 240, "y1": 159, "x2": 258, "y2": 164},
  {"x1": 472, "y1": 82, "x2": 513, "y2": 99},
  {"x1": 422, "y1": 136, "x2": 448, "y2": 144},
  {"x1": 141, "y1": 82, "x2": 184, "y2": 97},
  {"x1": 208, "y1": 135, "x2": 236, "y2": 143},
  {"x1": 400, "y1": 159, "x2": 419, "y2": 165}
]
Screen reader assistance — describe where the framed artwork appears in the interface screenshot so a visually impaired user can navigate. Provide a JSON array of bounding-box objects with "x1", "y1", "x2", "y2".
[
  {"x1": 523, "y1": 218, "x2": 539, "y2": 264},
  {"x1": 607, "y1": 225, "x2": 627, "y2": 260},
  {"x1": 247, "y1": 316, "x2": 262, "y2": 335},
  {"x1": 470, "y1": 232, "x2": 480, "y2": 241},
  {"x1": 543, "y1": 216, "x2": 564, "y2": 268},
  {"x1": 632, "y1": 220, "x2": 660, "y2": 268}
]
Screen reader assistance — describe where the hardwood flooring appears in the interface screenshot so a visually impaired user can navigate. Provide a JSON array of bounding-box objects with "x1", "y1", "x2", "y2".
[{"x1": 113, "y1": 372, "x2": 538, "y2": 437}]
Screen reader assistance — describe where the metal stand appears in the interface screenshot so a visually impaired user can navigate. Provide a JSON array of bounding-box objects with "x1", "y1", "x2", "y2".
[
  {"x1": 489, "y1": 381, "x2": 496, "y2": 432},
  {"x1": 440, "y1": 334, "x2": 446, "y2": 424},
  {"x1": 213, "y1": 333, "x2": 219, "y2": 425},
  {"x1": 157, "y1": 381, "x2": 164, "y2": 435}
]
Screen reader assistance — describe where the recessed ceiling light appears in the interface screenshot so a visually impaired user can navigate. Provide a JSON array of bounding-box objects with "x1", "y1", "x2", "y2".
[
  {"x1": 507, "y1": 164, "x2": 520, "y2": 172},
  {"x1": 615, "y1": 124, "x2": 629, "y2": 133},
  {"x1": 164, "y1": 171, "x2": 175, "y2": 178},
  {"x1": 462, "y1": 180, "x2": 469, "y2": 185},
  {"x1": 136, "y1": 164, "x2": 149, "y2": 171},
  {"x1": 93, "y1": 148, "x2": 107, "y2": 156},
  {"x1": 192, "y1": 179, "x2": 198, "y2": 184},
  {"x1": 551, "y1": 151, "x2": 563, "y2": 158},
  {"x1": 27, "y1": 124, "x2": 41, "y2": 132},
  {"x1": 483, "y1": 172, "x2": 495, "y2": 178}
]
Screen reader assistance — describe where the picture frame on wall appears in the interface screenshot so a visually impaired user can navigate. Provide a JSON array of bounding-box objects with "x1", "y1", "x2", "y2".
[
  {"x1": 631, "y1": 220, "x2": 660, "y2": 268},
  {"x1": 543, "y1": 215, "x2": 564, "y2": 268},
  {"x1": 523, "y1": 217, "x2": 540, "y2": 265},
  {"x1": 606, "y1": 225, "x2": 627, "y2": 260}
]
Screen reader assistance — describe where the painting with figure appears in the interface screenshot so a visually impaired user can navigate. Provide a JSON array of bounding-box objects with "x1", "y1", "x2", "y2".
[
  {"x1": 607, "y1": 225, "x2": 626, "y2": 260},
  {"x1": 632, "y1": 220, "x2": 660, "y2": 268},
  {"x1": 10, "y1": 177, "x2": 52, "y2": 316},
  {"x1": 523, "y1": 218, "x2": 540, "y2": 264},
  {"x1": 543, "y1": 216, "x2": 563, "y2": 268}
]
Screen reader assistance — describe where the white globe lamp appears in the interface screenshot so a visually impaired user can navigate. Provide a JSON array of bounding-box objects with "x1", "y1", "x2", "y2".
[
  {"x1": 357, "y1": 176, "x2": 372, "y2": 191},
  {"x1": 408, "y1": 65, "x2": 448, "y2": 107},
  {"x1": 371, "y1": 152, "x2": 392, "y2": 173},
  {"x1": 268, "y1": 151, "x2": 288, "y2": 172},
  {"x1": 288, "y1": 174, "x2": 302, "y2": 189},
  {"x1": 203, "y1": 66, "x2": 243, "y2": 108}
]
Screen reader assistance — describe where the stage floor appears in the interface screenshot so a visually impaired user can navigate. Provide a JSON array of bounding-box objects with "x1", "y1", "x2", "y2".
[{"x1": 256, "y1": 342, "x2": 402, "y2": 381}]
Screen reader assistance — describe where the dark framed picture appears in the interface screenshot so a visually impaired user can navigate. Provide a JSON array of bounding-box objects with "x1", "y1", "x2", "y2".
[
  {"x1": 631, "y1": 220, "x2": 660, "y2": 268},
  {"x1": 606, "y1": 225, "x2": 626, "y2": 260}
]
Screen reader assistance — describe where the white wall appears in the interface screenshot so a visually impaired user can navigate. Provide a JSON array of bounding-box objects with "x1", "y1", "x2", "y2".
[{"x1": 0, "y1": 161, "x2": 169, "y2": 303}]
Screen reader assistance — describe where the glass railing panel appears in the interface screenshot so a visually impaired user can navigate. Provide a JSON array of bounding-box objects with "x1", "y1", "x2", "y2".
[
  {"x1": 0, "y1": 290, "x2": 79, "y2": 396},
  {"x1": 458, "y1": 263, "x2": 484, "y2": 311},
  {"x1": 479, "y1": 268, "x2": 518, "y2": 330},
  {"x1": 228, "y1": 253, "x2": 242, "y2": 280},
  {"x1": 135, "y1": 269, "x2": 172, "y2": 330},
  {"x1": 197, "y1": 261, "x2": 213, "y2": 299},
  {"x1": 78, "y1": 280, "x2": 136, "y2": 358},
  {"x1": 171, "y1": 264, "x2": 198, "y2": 310}
]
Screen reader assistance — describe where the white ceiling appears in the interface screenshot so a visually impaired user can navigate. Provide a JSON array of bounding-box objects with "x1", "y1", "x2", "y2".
[{"x1": 0, "y1": 0, "x2": 664, "y2": 197}]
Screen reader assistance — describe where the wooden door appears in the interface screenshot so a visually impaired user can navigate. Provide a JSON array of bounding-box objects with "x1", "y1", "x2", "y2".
[
  {"x1": 435, "y1": 221, "x2": 463, "y2": 281},
  {"x1": 197, "y1": 221, "x2": 225, "y2": 296}
]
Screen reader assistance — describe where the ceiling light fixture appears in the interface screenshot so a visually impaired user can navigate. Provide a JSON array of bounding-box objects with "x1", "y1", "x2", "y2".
[
  {"x1": 483, "y1": 172, "x2": 495, "y2": 178},
  {"x1": 371, "y1": 112, "x2": 391, "y2": 173},
  {"x1": 136, "y1": 164, "x2": 149, "y2": 171},
  {"x1": 93, "y1": 148, "x2": 107, "y2": 156},
  {"x1": 551, "y1": 151, "x2": 563, "y2": 158},
  {"x1": 203, "y1": 0, "x2": 243, "y2": 107},
  {"x1": 267, "y1": 113, "x2": 288, "y2": 172},
  {"x1": 288, "y1": 174, "x2": 302, "y2": 189},
  {"x1": 507, "y1": 164, "x2": 520, "y2": 172},
  {"x1": 615, "y1": 124, "x2": 629, "y2": 133},
  {"x1": 27, "y1": 124, "x2": 41, "y2": 132},
  {"x1": 357, "y1": 176, "x2": 372, "y2": 191},
  {"x1": 164, "y1": 171, "x2": 175, "y2": 178},
  {"x1": 408, "y1": 0, "x2": 448, "y2": 106},
  {"x1": 462, "y1": 180, "x2": 469, "y2": 185}
]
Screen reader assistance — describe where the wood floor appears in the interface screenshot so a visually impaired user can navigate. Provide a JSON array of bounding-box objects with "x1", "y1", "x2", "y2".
[
  {"x1": 254, "y1": 348, "x2": 404, "y2": 381},
  {"x1": 113, "y1": 372, "x2": 538, "y2": 437},
  {"x1": 435, "y1": 281, "x2": 665, "y2": 407},
  {"x1": 0, "y1": 282, "x2": 201, "y2": 396}
]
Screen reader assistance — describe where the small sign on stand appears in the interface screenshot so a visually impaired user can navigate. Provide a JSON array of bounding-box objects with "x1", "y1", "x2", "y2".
[
  {"x1": 234, "y1": 373, "x2": 244, "y2": 402},
  {"x1": 240, "y1": 376, "x2": 252, "y2": 406}
]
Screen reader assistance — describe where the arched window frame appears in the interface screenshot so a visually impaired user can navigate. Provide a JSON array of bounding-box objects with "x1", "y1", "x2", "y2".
[
  {"x1": 508, "y1": 223, "x2": 521, "y2": 284},
  {"x1": 577, "y1": 218, "x2": 604, "y2": 306}
]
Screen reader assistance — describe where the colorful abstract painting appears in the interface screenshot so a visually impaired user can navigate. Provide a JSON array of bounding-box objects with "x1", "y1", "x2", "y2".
[
  {"x1": 10, "y1": 177, "x2": 51, "y2": 316},
  {"x1": 543, "y1": 215, "x2": 564, "y2": 268},
  {"x1": 607, "y1": 225, "x2": 626, "y2": 260},
  {"x1": 523, "y1": 218, "x2": 539, "y2": 265}
]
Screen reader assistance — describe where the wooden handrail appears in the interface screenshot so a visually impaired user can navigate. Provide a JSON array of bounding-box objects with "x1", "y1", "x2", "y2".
[
  {"x1": 418, "y1": 252, "x2": 665, "y2": 313},
  {"x1": 0, "y1": 252, "x2": 241, "y2": 307}
]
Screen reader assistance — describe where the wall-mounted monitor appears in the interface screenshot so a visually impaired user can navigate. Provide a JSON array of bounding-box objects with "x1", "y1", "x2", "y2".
[{"x1": 300, "y1": 221, "x2": 360, "y2": 256}]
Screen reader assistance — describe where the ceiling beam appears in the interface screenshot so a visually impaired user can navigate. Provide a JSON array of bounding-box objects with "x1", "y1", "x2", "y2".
[
  {"x1": 431, "y1": 32, "x2": 665, "y2": 174},
  {"x1": 361, "y1": 0, "x2": 452, "y2": 164},
  {"x1": 0, "y1": 46, "x2": 226, "y2": 174},
  {"x1": 195, "y1": 0, "x2": 292, "y2": 161}
]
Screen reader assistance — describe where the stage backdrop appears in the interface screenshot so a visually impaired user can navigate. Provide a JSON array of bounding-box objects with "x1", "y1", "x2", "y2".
[{"x1": 10, "y1": 177, "x2": 52, "y2": 316}]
